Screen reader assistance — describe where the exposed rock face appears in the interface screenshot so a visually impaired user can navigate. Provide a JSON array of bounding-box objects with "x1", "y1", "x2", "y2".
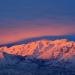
[{"x1": 0, "y1": 39, "x2": 75, "y2": 60}]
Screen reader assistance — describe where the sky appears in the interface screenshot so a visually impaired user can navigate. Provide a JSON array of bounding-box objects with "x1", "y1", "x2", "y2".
[{"x1": 0, "y1": 0, "x2": 75, "y2": 44}]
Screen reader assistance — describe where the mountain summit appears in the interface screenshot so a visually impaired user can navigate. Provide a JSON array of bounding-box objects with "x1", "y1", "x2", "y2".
[
  {"x1": 0, "y1": 39, "x2": 75, "y2": 60},
  {"x1": 0, "y1": 39, "x2": 75, "y2": 75}
]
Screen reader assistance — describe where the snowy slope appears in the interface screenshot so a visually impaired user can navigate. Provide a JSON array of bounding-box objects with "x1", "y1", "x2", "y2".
[
  {"x1": 0, "y1": 39, "x2": 75, "y2": 75},
  {"x1": 0, "y1": 39, "x2": 75, "y2": 60}
]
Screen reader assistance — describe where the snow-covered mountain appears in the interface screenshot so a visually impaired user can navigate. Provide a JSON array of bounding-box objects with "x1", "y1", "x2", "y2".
[
  {"x1": 0, "y1": 39, "x2": 75, "y2": 75},
  {"x1": 0, "y1": 39, "x2": 75, "y2": 60}
]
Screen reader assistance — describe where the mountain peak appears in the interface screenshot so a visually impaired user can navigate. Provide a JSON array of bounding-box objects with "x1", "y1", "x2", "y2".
[{"x1": 0, "y1": 39, "x2": 75, "y2": 60}]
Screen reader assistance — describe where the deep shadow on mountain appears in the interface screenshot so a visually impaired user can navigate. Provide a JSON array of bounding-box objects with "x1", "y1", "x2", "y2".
[
  {"x1": 0, "y1": 52, "x2": 75, "y2": 75},
  {"x1": 0, "y1": 35, "x2": 75, "y2": 47}
]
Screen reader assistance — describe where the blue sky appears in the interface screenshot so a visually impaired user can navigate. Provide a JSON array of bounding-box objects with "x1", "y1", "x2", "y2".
[
  {"x1": 0, "y1": 0, "x2": 75, "y2": 44},
  {"x1": 0, "y1": 0, "x2": 75, "y2": 20}
]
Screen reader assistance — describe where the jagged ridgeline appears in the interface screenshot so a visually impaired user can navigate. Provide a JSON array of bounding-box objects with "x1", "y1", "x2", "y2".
[{"x1": 0, "y1": 39, "x2": 75, "y2": 75}]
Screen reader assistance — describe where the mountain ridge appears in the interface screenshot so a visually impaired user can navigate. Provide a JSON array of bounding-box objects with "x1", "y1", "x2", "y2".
[
  {"x1": 0, "y1": 39, "x2": 75, "y2": 75},
  {"x1": 0, "y1": 39, "x2": 75, "y2": 60}
]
